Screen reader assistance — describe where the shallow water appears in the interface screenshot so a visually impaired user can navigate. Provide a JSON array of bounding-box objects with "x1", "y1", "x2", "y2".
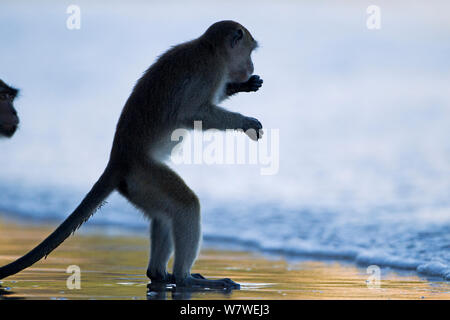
[{"x1": 0, "y1": 1, "x2": 449, "y2": 280}]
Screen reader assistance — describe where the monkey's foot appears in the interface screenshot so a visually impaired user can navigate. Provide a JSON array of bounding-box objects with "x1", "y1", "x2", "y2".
[
  {"x1": 147, "y1": 273, "x2": 216, "y2": 292},
  {"x1": 176, "y1": 275, "x2": 240, "y2": 289},
  {"x1": 148, "y1": 271, "x2": 205, "y2": 284}
]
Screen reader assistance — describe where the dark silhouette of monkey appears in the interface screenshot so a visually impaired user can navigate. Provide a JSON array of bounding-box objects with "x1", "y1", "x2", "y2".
[
  {"x1": 0, "y1": 80, "x2": 20, "y2": 138},
  {"x1": 0, "y1": 21, "x2": 263, "y2": 289}
]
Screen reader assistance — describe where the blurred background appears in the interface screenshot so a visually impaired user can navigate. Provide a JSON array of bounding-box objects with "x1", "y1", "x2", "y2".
[{"x1": 0, "y1": 0, "x2": 449, "y2": 279}]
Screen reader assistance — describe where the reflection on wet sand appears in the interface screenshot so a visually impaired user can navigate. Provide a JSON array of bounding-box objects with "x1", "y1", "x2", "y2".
[
  {"x1": 0, "y1": 285, "x2": 23, "y2": 300},
  {"x1": 1, "y1": 220, "x2": 449, "y2": 300}
]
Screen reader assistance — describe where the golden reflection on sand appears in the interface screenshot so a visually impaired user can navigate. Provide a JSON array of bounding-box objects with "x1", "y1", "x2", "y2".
[{"x1": 1, "y1": 219, "x2": 449, "y2": 300}]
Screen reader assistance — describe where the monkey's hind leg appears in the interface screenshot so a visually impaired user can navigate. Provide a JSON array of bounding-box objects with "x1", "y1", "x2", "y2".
[
  {"x1": 118, "y1": 173, "x2": 173, "y2": 283},
  {"x1": 123, "y1": 161, "x2": 239, "y2": 289},
  {"x1": 147, "y1": 218, "x2": 174, "y2": 282},
  {"x1": 168, "y1": 181, "x2": 239, "y2": 289},
  {"x1": 170, "y1": 197, "x2": 239, "y2": 289},
  {"x1": 146, "y1": 218, "x2": 206, "y2": 284}
]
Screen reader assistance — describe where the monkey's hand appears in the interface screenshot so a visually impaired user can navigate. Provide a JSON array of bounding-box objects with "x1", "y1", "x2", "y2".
[
  {"x1": 242, "y1": 116, "x2": 263, "y2": 141},
  {"x1": 226, "y1": 75, "x2": 263, "y2": 96},
  {"x1": 241, "y1": 75, "x2": 263, "y2": 92}
]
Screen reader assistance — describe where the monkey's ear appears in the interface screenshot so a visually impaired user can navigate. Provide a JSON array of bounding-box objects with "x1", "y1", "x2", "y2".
[{"x1": 231, "y1": 29, "x2": 243, "y2": 48}]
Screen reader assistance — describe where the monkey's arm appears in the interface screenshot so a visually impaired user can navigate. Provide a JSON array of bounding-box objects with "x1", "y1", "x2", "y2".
[
  {"x1": 226, "y1": 75, "x2": 263, "y2": 96},
  {"x1": 190, "y1": 104, "x2": 263, "y2": 140}
]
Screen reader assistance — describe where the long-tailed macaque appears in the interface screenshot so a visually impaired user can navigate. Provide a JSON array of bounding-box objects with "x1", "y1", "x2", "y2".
[
  {"x1": 0, "y1": 21, "x2": 263, "y2": 289},
  {"x1": 0, "y1": 80, "x2": 20, "y2": 138}
]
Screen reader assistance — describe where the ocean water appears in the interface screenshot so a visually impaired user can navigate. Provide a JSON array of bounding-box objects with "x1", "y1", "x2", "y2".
[{"x1": 1, "y1": 1, "x2": 450, "y2": 280}]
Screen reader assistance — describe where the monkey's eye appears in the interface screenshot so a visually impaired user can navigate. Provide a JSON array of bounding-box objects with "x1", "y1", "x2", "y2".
[{"x1": 0, "y1": 93, "x2": 8, "y2": 100}]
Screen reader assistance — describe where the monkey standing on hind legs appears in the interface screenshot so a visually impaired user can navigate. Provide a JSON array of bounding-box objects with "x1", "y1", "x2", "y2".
[
  {"x1": 0, "y1": 80, "x2": 20, "y2": 138},
  {"x1": 0, "y1": 20, "x2": 263, "y2": 289}
]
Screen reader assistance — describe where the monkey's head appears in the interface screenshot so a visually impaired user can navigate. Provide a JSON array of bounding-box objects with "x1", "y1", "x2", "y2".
[
  {"x1": 0, "y1": 80, "x2": 20, "y2": 138},
  {"x1": 203, "y1": 20, "x2": 258, "y2": 83}
]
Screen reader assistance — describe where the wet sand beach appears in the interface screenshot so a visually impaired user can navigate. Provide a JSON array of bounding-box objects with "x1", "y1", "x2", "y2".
[{"x1": 0, "y1": 218, "x2": 449, "y2": 300}]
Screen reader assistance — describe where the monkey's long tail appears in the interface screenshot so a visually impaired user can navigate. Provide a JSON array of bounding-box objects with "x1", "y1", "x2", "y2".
[{"x1": 0, "y1": 167, "x2": 117, "y2": 279}]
